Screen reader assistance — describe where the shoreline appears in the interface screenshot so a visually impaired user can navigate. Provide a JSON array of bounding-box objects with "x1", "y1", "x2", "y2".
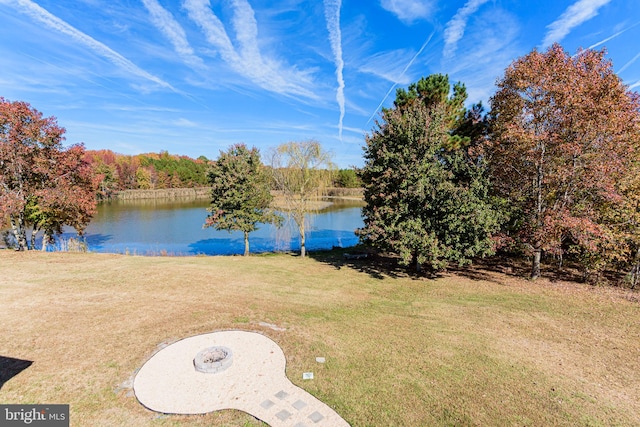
[
  {"x1": 109, "y1": 187, "x2": 363, "y2": 201},
  {"x1": 108, "y1": 187, "x2": 364, "y2": 203},
  {"x1": 111, "y1": 187, "x2": 211, "y2": 200}
]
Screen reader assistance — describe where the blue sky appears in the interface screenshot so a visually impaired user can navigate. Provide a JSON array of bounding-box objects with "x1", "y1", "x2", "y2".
[{"x1": 1, "y1": 0, "x2": 639, "y2": 168}]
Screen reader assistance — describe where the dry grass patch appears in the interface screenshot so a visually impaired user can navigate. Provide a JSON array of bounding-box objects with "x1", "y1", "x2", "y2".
[{"x1": 0, "y1": 251, "x2": 639, "y2": 426}]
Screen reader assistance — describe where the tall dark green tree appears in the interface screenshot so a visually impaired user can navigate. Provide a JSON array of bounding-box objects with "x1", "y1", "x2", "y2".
[
  {"x1": 205, "y1": 143, "x2": 282, "y2": 256},
  {"x1": 358, "y1": 75, "x2": 500, "y2": 273}
]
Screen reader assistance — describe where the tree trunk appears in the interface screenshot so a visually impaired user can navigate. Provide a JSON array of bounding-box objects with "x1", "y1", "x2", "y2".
[
  {"x1": 243, "y1": 231, "x2": 249, "y2": 256},
  {"x1": 531, "y1": 246, "x2": 541, "y2": 280},
  {"x1": 631, "y1": 247, "x2": 640, "y2": 289},
  {"x1": 558, "y1": 251, "x2": 563, "y2": 270},
  {"x1": 531, "y1": 139, "x2": 545, "y2": 281},
  {"x1": 41, "y1": 231, "x2": 50, "y2": 251},
  {"x1": 31, "y1": 227, "x2": 39, "y2": 250},
  {"x1": 31, "y1": 230, "x2": 36, "y2": 250},
  {"x1": 10, "y1": 216, "x2": 28, "y2": 251},
  {"x1": 412, "y1": 251, "x2": 422, "y2": 274},
  {"x1": 299, "y1": 216, "x2": 306, "y2": 258}
]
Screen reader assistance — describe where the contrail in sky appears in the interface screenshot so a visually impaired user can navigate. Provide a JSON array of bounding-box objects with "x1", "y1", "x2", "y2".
[
  {"x1": 366, "y1": 31, "x2": 435, "y2": 126},
  {"x1": 324, "y1": 0, "x2": 345, "y2": 140}
]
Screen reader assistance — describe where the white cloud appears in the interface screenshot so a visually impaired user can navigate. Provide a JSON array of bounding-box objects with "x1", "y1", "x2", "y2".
[
  {"x1": 173, "y1": 118, "x2": 198, "y2": 127},
  {"x1": 6, "y1": 0, "x2": 175, "y2": 91},
  {"x1": 183, "y1": 0, "x2": 316, "y2": 98},
  {"x1": 445, "y1": 9, "x2": 520, "y2": 105},
  {"x1": 379, "y1": 0, "x2": 433, "y2": 24},
  {"x1": 183, "y1": 0, "x2": 238, "y2": 63},
  {"x1": 141, "y1": 0, "x2": 205, "y2": 69},
  {"x1": 542, "y1": 0, "x2": 612, "y2": 48},
  {"x1": 443, "y1": 0, "x2": 490, "y2": 58},
  {"x1": 228, "y1": 0, "x2": 262, "y2": 67},
  {"x1": 324, "y1": 0, "x2": 345, "y2": 140}
]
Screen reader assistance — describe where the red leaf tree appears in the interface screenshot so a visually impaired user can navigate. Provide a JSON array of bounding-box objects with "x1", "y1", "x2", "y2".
[
  {"x1": 0, "y1": 98, "x2": 99, "y2": 250},
  {"x1": 488, "y1": 44, "x2": 640, "y2": 280}
]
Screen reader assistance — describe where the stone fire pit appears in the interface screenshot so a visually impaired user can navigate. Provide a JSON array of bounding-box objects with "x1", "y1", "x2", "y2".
[{"x1": 194, "y1": 346, "x2": 233, "y2": 374}]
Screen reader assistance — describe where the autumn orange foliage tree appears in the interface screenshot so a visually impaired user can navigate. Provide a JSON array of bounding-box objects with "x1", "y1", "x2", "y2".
[
  {"x1": 488, "y1": 44, "x2": 640, "y2": 280},
  {"x1": 0, "y1": 98, "x2": 98, "y2": 250}
]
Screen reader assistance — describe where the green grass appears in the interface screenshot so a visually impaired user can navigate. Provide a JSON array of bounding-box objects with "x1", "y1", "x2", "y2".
[{"x1": 0, "y1": 250, "x2": 638, "y2": 426}]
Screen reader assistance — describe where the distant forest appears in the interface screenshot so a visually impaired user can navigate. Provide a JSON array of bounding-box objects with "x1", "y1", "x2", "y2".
[{"x1": 84, "y1": 149, "x2": 360, "y2": 199}]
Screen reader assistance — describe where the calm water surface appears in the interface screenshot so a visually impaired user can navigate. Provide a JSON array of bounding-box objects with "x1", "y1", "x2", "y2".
[{"x1": 76, "y1": 198, "x2": 364, "y2": 255}]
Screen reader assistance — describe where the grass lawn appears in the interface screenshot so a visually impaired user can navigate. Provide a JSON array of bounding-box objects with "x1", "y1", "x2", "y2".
[{"x1": 1, "y1": 250, "x2": 639, "y2": 426}]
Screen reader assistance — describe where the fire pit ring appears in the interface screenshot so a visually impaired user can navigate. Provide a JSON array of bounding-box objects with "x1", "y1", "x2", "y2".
[{"x1": 193, "y1": 346, "x2": 233, "y2": 374}]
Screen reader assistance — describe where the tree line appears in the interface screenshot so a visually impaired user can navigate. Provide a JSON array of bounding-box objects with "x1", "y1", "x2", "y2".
[
  {"x1": 84, "y1": 149, "x2": 360, "y2": 200},
  {"x1": 2, "y1": 43, "x2": 639, "y2": 286},
  {"x1": 85, "y1": 150, "x2": 210, "y2": 198}
]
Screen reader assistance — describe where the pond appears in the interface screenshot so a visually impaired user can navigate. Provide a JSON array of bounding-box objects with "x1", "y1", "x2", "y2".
[{"x1": 69, "y1": 198, "x2": 365, "y2": 256}]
